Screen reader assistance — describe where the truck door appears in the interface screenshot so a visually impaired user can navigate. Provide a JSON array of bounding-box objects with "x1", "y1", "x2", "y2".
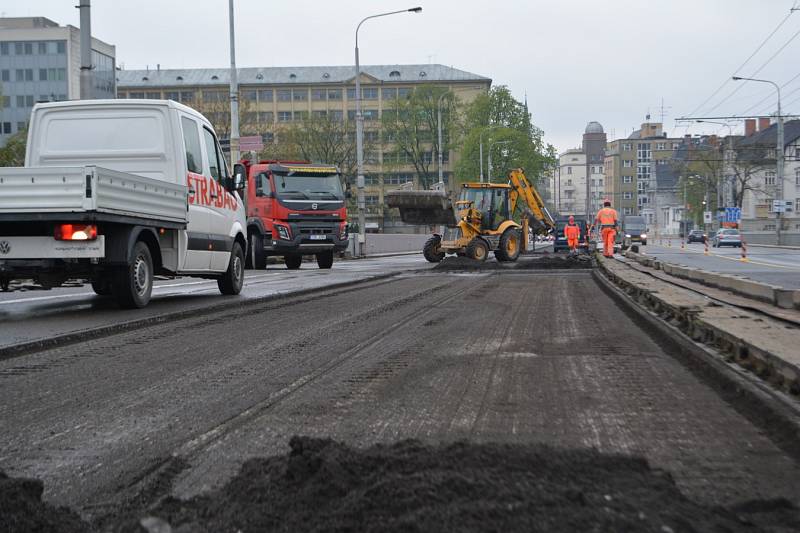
[
  {"x1": 201, "y1": 127, "x2": 239, "y2": 271},
  {"x1": 180, "y1": 115, "x2": 211, "y2": 271}
]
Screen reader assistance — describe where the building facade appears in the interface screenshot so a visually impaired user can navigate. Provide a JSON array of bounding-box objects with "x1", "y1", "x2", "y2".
[
  {"x1": 604, "y1": 121, "x2": 683, "y2": 217},
  {"x1": 117, "y1": 65, "x2": 490, "y2": 231},
  {"x1": 0, "y1": 17, "x2": 116, "y2": 146},
  {"x1": 550, "y1": 121, "x2": 607, "y2": 218}
]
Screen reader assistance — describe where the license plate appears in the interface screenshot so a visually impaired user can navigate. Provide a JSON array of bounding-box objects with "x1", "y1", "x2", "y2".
[{"x1": 309, "y1": 234, "x2": 327, "y2": 240}]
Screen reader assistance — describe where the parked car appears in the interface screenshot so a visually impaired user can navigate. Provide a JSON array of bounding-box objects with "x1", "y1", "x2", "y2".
[
  {"x1": 711, "y1": 228, "x2": 742, "y2": 247},
  {"x1": 686, "y1": 229, "x2": 707, "y2": 243}
]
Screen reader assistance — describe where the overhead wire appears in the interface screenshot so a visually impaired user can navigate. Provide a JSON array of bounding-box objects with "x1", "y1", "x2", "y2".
[{"x1": 737, "y1": 71, "x2": 800, "y2": 116}]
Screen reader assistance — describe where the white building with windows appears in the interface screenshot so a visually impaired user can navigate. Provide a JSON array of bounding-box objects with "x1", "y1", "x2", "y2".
[
  {"x1": 0, "y1": 17, "x2": 116, "y2": 146},
  {"x1": 550, "y1": 122, "x2": 607, "y2": 217}
]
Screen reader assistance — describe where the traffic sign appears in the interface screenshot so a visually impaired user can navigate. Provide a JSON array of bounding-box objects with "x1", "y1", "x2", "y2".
[
  {"x1": 723, "y1": 207, "x2": 741, "y2": 223},
  {"x1": 239, "y1": 135, "x2": 263, "y2": 152},
  {"x1": 703, "y1": 211, "x2": 712, "y2": 223}
]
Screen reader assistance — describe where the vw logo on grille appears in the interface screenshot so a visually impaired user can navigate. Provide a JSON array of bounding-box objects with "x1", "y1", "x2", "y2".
[
  {"x1": 0, "y1": 241, "x2": 10, "y2": 255},
  {"x1": 311, "y1": 203, "x2": 318, "y2": 210}
]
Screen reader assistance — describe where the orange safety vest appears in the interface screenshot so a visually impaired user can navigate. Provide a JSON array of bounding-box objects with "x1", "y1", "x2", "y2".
[
  {"x1": 564, "y1": 224, "x2": 580, "y2": 240},
  {"x1": 596, "y1": 207, "x2": 618, "y2": 227}
]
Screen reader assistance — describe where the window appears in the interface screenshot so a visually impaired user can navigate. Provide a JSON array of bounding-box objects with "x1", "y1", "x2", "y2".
[
  {"x1": 180, "y1": 91, "x2": 195, "y2": 103},
  {"x1": 39, "y1": 68, "x2": 47, "y2": 81},
  {"x1": 202, "y1": 127, "x2": 228, "y2": 182},
  {"x1": 277, "y1": 89, "x2": 291, "y2": 101},
  {"x1": 17, "y1": 122, "x2": 26, "y2": 132},
  {"x1": 292, "y1": 89, "x2": 307, "y2": 101},
  {"x1": 278, "y1": 111, "x2": 292, "y2": 122},
  {"x1": 382, "y1": 88, "x2": 397, "y2": 100},
  {"x1": 672, "y1": 143, "x2": 680, "y2": 150},
  {"x1": 656, "y1": 142, "x2": 666, "y2": 150},
  {"x1": 0, "y1": 43, "x2": 8, "y2": 55},
  {"x1": 637, "y1": 143, "x2": 651, "y2": 161},
  {"x1": 129, "y1": 92, "x2": 145, "y2": 99},
  {"x1": 257, "y1": 89, "x2": 273, "y2": 102},
  {"x1": 2, "y1": 122, "x2": 11, "y2": 134},
  {"x1": 795, "y1": 168, "x2": 800, "y2": 186},
  {"x1": 38, "y1": 42, "x2": 47, "y2": 54},
  {"x1": 0, "y1": 70, "x2": 8, "y2": 82},
  {"x1": 364, "y1": 195, "x2": 379, "y2": 206},
  {"x1": 765, "y1": 171, "x2": 776, "y2": 186},
  {"x1": 242, "y1": 90, "x2": 257, "y2": 102},
  {"x1": 346, "y1": 88, "x2": 356, "y2": 100},
  {"x1": 623, "y1": 159, "x2": 632, "y2": 168},
  {"x1": 14, "y1": 43, "x2": 23, "y2": 55},
  {"x1": 312, "y1": 110, "x2": 327, "y2": 119},
  {"x1": 796, "y1": 198, "x2": 800, "y2": 213},
  {"x1": 311, "y1": 89, "x2": 326, "y2": 101},
  {"x1": 347, "y1": 110, "x2": 357, "y2": 121},
  {"x1": 146, "y1": 92, "x2": 160, "y2": 99},
  {"x1": 56, "y1": 41, "x2": 66, "y2": 54},
  {"x1": 24, "y1": 42, "x2": 33, "y2": 55},
  {"x1": 165, "y1": 91, "x2": 180, "y2": 100},
  {"x1": 622, "y1": 143, "x2": 632, "y2": 151},
  {"x1": 257, "y1": 111, "x2": 273, "y2": 122},
  {"x1": 623, "y1": 192, "x2": 633, "y2": 199},
  {"x1": 327, "y1": 89, "x2": 342, "y2": 100},
  {"x1": 623, "y1": 207, "x2": 633, "y2": 215},
  {"x1": 385, "y1": 173, "x2": 414, "y2": 185},
  {"x1": 623, "y1": 175, "x2": 633, "y2": 183},
  {"x1": 398, "y1": 87, "x2": 412, "y2": 98},
  {"x1": 202, "y1": 91, "x2": 225, "y2": 102},
  {"x1": 1, "y1": 96, "x2": 9, "y2": 108},
  {"x1": 567, "y1": 166, "x2": 572, "y2": 175},
  {"x1": 566, "y1": 179, "x2": 572, "y2": 186},
  {"x1": 293, "y1": 111, "x2": 308, "y2": 121},
  {"x1": 363, "y1": 109, "x2": 379, "y2": 121},
  {"x1": 362, "y1": 87, "x2": 378, "y2": 100},
  {"x1": 330, "y1": 110, "x2": 343, "y2": 121},
  {"x1": 364, "y1": 131, "x2": 379, "y2": 142},
  {"x1": 16, "y1": 96, "x2": 25, "y2": 108},
  {"x1": 657, "y1": 159, "x2": 668, "y2": 165},
  {"x1": 364, "y1": 175, "x2": 379, "y2": 186},
  {"x1": 56, "y1": 68, "x2": 65, "y2": 81},
  {"x1": 181, "y1": 117, "x2": 203, "y2": 174},
  {"x1": 15, "y1": 69, "x2": 23, "y2": 81}
]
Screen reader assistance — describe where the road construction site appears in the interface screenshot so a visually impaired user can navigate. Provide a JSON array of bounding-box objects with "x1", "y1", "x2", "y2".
[{"x1": 2, "y1": 251, "x2": 800, "y2": 532}]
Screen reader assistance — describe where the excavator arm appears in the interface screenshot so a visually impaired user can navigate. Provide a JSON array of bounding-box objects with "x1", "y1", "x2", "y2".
[{"x1": 507, "y1": 169, "x2": 555, "y2": 233}]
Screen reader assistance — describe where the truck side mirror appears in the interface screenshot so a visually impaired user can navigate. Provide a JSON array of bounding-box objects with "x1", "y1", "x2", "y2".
[{"x1": 232, "y1": 163, "x2": 246, "y2": 191}]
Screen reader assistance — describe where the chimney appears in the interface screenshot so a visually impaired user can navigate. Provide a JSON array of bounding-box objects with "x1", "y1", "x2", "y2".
[
  {"x1": 745, "y1": 119, "x2": 756, "y2": 137},
  {"x1": 157, "y1": 63, "x2": 160, "y2": 71},
  {"x1": 758, "y1": 117, "x2": 771, "y2": 131}
]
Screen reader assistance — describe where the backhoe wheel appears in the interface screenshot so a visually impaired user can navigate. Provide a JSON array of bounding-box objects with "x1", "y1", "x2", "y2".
[
  {"x1": 284, "y1": 254, "x2": 302, "y2": 270},
  {"x1": 316, "y1": 250, "x2": 334, "y2": 269},
  {"x1": 423, "y1": 236, "x2": 445, "y2": 263},
  {"x1": 218, "y1": 241, "x2": 245, "y2": 295},
  {"x1": 466, "y1": 238, "x2": 489, "y2": 262},
  {"x1": 113, "y1": 241, "x2": 153, "y2": 309},
  {"x1": 495, "y1": 229, "x2": 521, "y2": 262}
]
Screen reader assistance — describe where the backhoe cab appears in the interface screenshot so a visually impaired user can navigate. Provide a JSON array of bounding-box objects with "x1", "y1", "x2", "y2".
[{"x1": 386, "y1": 169, "x2": 554, "y2": 263}]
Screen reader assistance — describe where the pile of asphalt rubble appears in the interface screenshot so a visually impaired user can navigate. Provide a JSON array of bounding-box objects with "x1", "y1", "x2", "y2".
[
  {"x1": 434, "y1": 253, "x2": 594, "y2": 271},
  {"x1": 3, "y1": 437, "x2": 799, "y2": 532}
]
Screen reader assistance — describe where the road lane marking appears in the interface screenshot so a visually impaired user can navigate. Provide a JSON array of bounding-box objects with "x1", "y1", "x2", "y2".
[{"x1": 647, "y1": 246, "x2": 800, "y2": 271}]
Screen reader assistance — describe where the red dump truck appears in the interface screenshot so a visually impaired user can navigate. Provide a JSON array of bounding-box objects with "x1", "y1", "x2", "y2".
[{"x1": 241, "y1": 160, "x2": 349, "y2": 270}]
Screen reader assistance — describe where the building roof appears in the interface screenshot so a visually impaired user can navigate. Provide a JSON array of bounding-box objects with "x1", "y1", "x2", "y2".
[
  {"x1": 737, "y1": 119, "x2": 800, "y2": 149},
  {"x1": 585, "y1": 121, "x2": 603, "y2": 134},
  {"x1": 654, "y1": 163, "x2": 679, "y2": 190},
  {"x1": 117, "y1": 64, "x2": 491, "y2": 88},
  {"x1": 0, "y1": 17, "x2": 59, "y2": 30}
]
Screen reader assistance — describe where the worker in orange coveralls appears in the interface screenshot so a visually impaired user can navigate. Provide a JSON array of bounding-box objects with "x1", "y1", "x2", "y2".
[
  {"x1": 564, "y1": 215, "x2": 581, "y2": 254},
  {"x1": 594, "y1": 198, "x2": 619, "y2": 258}
]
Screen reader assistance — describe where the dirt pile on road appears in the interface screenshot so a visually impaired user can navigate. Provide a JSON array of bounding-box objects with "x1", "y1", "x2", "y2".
[
  {"x1": 0, "y1": 471, "x2": 87, "y2": 533},
  {"x1": 434, "y1": 254, "x2": 593, "y2": 271},
  {"x1": 110, "y1": 437, "x2": 798, "y2": 533}
]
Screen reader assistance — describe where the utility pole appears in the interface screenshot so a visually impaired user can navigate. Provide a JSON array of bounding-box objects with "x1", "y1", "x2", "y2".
[
  {"x1": 228, "y1": 0, "x2": 240, "y2": 164},
  {"x1": 77, "y1": 0, "x2": 92, "y2": 100}
]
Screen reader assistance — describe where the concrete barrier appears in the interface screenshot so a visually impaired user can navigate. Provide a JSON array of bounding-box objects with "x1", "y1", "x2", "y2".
[
  {"x1": 347, "y1": 233, "x2": 428, "y2": 256},
  {"x1": 624, "y1": 250, "x2": 800, "y2": 309}
]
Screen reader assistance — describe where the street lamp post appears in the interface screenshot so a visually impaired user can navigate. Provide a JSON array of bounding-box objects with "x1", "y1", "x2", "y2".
[
  {"x1": 487, "y1": 140, "x2": 511, "y2": 182},
  {"x1": 354, "y1": 7, "x2": 422, "y2": 257},
  {"x1": 479, "y1": 125, "x2": 503, "y2": 183},
  {"x1": 732, "y1": 76, "x2": 783, "y2": 245},
  {"x1": 228, "y1": 0, "x2": 240, "y2": 164},
  {"x1": 436, "y1": 92, "x2": 448, "y2": 186}
]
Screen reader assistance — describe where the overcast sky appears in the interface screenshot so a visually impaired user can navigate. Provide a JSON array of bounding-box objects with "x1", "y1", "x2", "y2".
[{"x1": 5, "y1": 1, "x2": 799, "y2": 152}]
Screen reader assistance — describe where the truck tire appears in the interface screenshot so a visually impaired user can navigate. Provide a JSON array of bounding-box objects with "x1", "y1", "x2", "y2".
[
  {"x1": 284, "y1": 254, "x2": 302, "y2": 270},
  {"x1": 218, "y1": 242, "x2": 245, "y2": 295},
  {"x1": 91, "y1": 276, "x2": 113, "y2": 296},
  {"x1": 466, "y1": 238, "x2": 488, "y2": 261},
  {"x1": 495, "y1": 229, "x2": 521, "y2": 262},
  {"x1": 423, "y1": 236, "x2": 445, "y2": 263},
  {"x1": 0, "y1": 277, "x2": 9, "y2": 292},
  {"x1": 113, "y1": 241, "x2": 153, "y2": 309},
  {"x1": 248, "y1": 231, "x2": 267, "y2": 270},
  {"x1": 316, "y1": 251, "x2": 334, "y2": 269}
]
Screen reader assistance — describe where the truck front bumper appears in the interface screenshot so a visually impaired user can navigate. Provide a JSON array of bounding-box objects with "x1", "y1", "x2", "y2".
[{"x1": 264, "y1": 235, "x2": 349, "y2": 255}]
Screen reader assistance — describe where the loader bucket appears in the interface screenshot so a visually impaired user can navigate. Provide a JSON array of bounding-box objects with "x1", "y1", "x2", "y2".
[{"x1": 385, "y1": 190, "x2": 456, "y2": 225}]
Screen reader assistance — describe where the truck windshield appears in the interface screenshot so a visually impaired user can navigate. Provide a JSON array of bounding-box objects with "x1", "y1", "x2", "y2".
[{"x1": 273, "y1": 173, "x2": 344, "y2": 200}]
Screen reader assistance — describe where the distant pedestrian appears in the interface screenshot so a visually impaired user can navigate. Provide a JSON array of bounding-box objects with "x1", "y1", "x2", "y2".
[
  {"x1": 594, "y1": 198, "x2": 619, "y2": 258},
  {"x1": 564, "y1": 215, "x2": 580, "y2": 253}
]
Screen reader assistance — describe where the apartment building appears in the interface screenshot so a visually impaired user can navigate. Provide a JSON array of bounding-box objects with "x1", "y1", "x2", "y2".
[
  {"x1": 0, "y1": 17, "x2": 116, "y2": 146},
  {"x1": 604, "y1": 121, "x2": 683, "y2": 216},
  {"x1": 550, "y1": 121, "x2": 607, "y2": 217},
  {"x1": 117, "y1": 64, "x2": 490, "y2": 231}
]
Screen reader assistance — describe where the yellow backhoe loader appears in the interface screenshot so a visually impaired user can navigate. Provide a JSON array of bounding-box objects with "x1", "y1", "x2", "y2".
[{"x1": 386, "y1": 169, "x2": 555, "y2": 263}]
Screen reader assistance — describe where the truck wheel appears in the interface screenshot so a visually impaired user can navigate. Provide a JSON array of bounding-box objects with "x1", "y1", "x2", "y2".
[
  {"x1": 113, "y1": 241, "x2": 153, "y2": 308},
  {"x1": 423, "y1": 236, "x2": 445, "y2": 263},
  {"x1": 91, "y1": 276, "x2": 113, "y2": 296},
  {"x1": 0, "y1": 277, "x2": 9, "y2": 292},
  {"x1": 316, "y1": 251, "x2": 334, "y2": 269},
  {"x1": 495, "y1": 229, "x2": 521, "y2": 262},
  {"x1": 248, "y1": 232, "x2": 267, "y2": 270},
  {"x1": 218, "y1": 242, "x2": 245, "y2": 295},
  {"x1": 284, "y1": 254, "x2": 302, "y2": 270},
  {"x1": 466, "y1": 238, "x2": 488, "y2": 261}
]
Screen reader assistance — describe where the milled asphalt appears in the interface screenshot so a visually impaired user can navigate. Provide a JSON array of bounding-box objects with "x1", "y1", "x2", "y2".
[{"x1": 1, "y1": 260, "x2": 798, "y2": 521}]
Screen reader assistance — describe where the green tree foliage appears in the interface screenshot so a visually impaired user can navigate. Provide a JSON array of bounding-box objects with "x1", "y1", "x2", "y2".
[
  {"x1": 0, "y1": 129, "x2": 26, "y2": 167},
  {"x1": 381, "y1": 86, "x2": 460, "y2": 190},
  {"x1": 456, "y1": 86, "x2": 555, "y2": 185}
]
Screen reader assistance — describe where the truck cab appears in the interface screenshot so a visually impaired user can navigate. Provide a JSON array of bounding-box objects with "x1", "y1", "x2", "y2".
[{"x1": 242, "y1": 161, "x2": 349, "y2": 270}]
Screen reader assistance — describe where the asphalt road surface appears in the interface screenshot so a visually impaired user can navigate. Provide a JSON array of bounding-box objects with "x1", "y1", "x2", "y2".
[
  {"x1": 640, "y1": 242, "x2": 800, "y2": 289},
  {"x1": 0, "y1": 254, "x2": 427, "y2": 351},
  {"x1": 1, "y1": 264, "x2": 798, "y2": 521}
]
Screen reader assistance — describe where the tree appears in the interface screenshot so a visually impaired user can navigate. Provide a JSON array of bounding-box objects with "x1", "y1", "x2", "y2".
[
  {"x1": 0, "y1": 129, "x2": 26, "y2": 167},
  {"x1": 381, "y1": 86, "x2": 460, "y2": 190},
  {"x1": 456, "y1": 86, "x2": 554, "y2": 185}
]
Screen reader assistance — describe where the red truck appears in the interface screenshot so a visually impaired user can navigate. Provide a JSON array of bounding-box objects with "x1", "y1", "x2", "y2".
[{"x1": 240, "y1": 160, "x2": 349, "y2": 270}]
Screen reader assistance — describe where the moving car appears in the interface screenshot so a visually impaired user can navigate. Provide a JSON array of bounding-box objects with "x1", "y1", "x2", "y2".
[
  {"x1": 711, "y1": 228, "x2": 742, "y2": 247},
  {"x1": 619, "y1": 215, "x2": 647, "y2": 249},
  {"x1": 687, "y1": 229, "x2": 707, "y2": 243}
]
